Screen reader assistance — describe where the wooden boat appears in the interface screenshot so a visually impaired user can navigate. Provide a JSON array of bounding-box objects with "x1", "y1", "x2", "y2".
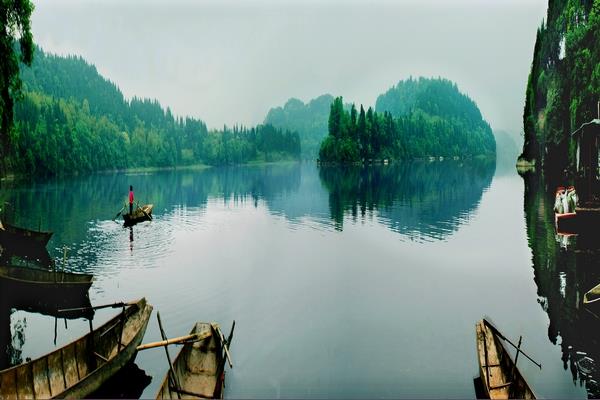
[
  {"x1": 0, "y1": 298, "x2": 153, "y2": 399},
  {"x1": 476, "y1": 319, "x2": 535, "y2": 399},
  {"x1": 0, "y1": 265, "x2": 93, "y2": 300},
  {"x1": 0, "y1": 220, "x2": 53, "y2": 249},
  {"x1": 123, "y1": 204, "x2": 153, "y2": 226},
  {"x1": 156, "y1": 322, "x2": 234, "y2": 399},
  {"x1": 584, "y1": 282, "x2": 600, "y2": 304}
]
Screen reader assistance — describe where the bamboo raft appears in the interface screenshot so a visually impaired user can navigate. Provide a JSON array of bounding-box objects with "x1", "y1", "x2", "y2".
[
  {"x1": 0, "y1": 298, "x2": 153, "y2": 399},
  {"x1": 123, "y1": 204, "x2": 153, "y2": 226},
  {"x1": 156, "y1": 322, "x2": 234, "y2": 399},
  {"x1": 476, "y1": 319, "x2": 536, "y2": 399}
]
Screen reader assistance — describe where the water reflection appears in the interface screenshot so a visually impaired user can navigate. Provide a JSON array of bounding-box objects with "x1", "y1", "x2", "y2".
[
  {"x1": 318, "y1": 159, "x2": 495, "y2": 241},
  {"x1": 523, "y1": 172, "x2": 600, "y2": 397}
]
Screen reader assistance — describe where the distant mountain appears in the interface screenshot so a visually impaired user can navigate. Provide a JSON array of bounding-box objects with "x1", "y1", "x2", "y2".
[{"x1": 264, "y1": 95, "x2": 334, "y2": 159}]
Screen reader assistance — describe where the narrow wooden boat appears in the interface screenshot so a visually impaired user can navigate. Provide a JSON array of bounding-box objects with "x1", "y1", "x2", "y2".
[
  {"x1": 0, "y1": 265, "x2": 93, "y2": 300},
  {"x1": 0, "y1": 298, "x2": 153, "y2": 399},
  {"x1": 584, "y1": 282, "x2": 600, "y2": 304},
  {"x1": 156, "y1": 322, "x2": 234, "y2": 399},
  {"x1": 123, "y1": 204, "x2": 153, "y2": 226},
  {"x1": 476, "y1": 319, "x2": 535, "y2": 399},
  {"x1": 0, "y1": 220, "x2": 53, "y2": 249}
]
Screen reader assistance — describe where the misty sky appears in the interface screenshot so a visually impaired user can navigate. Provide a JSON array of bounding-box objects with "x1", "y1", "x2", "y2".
[{"x1": 31, "y1": 0, "x2": 547, "y2": 134}]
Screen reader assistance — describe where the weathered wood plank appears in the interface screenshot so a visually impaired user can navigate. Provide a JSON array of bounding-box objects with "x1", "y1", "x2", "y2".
[
  {"x1": 32, "y1": 358, "x2": 52, "y2": 399},
  {"x1": 48, "y1": 351, "x2": 66, "y2": 395},
  {"x1": 63, "y1": 344, "x2": 79, "y2": 388},
  {"x1": 16, "y1": 362, "x2": 35, "y2": 399}
]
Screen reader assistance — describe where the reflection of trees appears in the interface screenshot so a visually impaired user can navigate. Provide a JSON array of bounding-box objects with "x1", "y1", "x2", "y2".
[
  {"x1": 318, "y1": 159, "x2": 495, "y2": 240},
  {"x1": 0, "y1": 164, "x2": 303, "y2": 262},
  {"x1": 523, "y1": 172, "x2": 600, "y2": 396}
]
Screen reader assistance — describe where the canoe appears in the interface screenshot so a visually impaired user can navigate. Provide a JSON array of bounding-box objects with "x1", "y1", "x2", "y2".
[
  {"x1": 0, "y1": 220, "x2": 53, "y2": 249},
  {"x1": 0, "y1": 265, "x2": 93, "y2": 301},
  {"x1": 584, "y1": 282, "x2": 600, "y2": 304},
  {"x1": 123, "y1": 204, "x2": 153, "y2": 226},
  {"x1": 476, "y1": 319, "x2": 535, "y2": 399},
  {"x1": 0, "y1": 298, "x2": 153, "y2": 399},
  {"x1": 156, "y1": 322, "x2": 233, "y2": 399}
]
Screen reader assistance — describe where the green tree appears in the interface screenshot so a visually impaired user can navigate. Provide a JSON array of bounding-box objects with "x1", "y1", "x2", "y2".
[{"x1": 0, "y1": 0, "x2": 34, "y2": 174}]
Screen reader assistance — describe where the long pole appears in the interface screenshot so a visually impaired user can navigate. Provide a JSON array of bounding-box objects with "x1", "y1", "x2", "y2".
[
  {"x1": 483, "y1": 319, "x2": 541, "y2": 369},
  {"x1": 157, "y1": 312, "x2": 181, "y2": 399}
]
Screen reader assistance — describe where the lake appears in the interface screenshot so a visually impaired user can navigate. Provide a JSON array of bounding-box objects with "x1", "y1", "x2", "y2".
[{"x1": 0, "y1": 159, "x2": 597, "y2": 398}]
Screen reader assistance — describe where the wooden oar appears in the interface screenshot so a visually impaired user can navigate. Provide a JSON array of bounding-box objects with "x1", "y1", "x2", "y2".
[
  {"x1": 136, "y1": 201, "x2": 152, "y2": 220},
  {"x1": 58, "y1": 301, "x2": 136, "y2": 314},
  {"x1": 483, "y1": 319, "x2": 541, "y2": 369},
  {"x1": 137, "y1": 330, "x2": 212, "y2": 351},
  {"x1": 113, "y1": 205, "x2": 125, "y2": 220},
  {"x1": 211, "y1": 323, "x2": 233, "y2": 368}
]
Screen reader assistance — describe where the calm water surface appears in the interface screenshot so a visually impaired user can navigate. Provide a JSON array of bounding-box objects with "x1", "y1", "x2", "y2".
[{"x1": 0, "y1": 159, "x2": 597, "y2": 398}]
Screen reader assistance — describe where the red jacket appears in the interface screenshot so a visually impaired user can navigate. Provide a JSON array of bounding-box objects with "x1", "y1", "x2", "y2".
[{"x1": 129, "y1": 191, "x2": 134, "y2": 204}]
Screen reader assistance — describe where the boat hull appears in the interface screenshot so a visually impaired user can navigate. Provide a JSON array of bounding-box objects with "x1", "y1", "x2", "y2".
[
  {"x1": 0, "y1": 298, "x2": 153, "y2": 399},
  {"x1": 156, "y1": 322, "x2": 225, "y2": 399},
  {"x1": 123, "y1": 204, "x2": 153, "y2": 226},
  {"x1": 0, "y1": 221, "x2": 53, "y2": 249},
  {"x1": 0, "y1": 266, "x2": 93, "y2": 303}
]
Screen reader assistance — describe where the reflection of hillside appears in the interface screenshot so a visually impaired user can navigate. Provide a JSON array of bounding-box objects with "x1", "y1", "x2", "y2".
[
  {"x1": 318, "y1": 159, "x2": 495, "y2": 240},
  {"x1": 523, "y1": 173, "x2": 600, "y2": 397},
  {"x1": 0, "y1": 163, "x2": 314, "y2": 261}
]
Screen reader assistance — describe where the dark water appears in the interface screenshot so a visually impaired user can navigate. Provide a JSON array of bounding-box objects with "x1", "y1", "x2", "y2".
[{"x1": 0, "y1": 159, "x2": 596, "y2": 398}]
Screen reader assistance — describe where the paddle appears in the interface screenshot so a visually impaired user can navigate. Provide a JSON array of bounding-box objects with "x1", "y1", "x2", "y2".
[
  {"x1": 137, "y1": 330, "x2": 212, "y2": 351},
  {"x1": 135, "y1": 201, "x2": 152, "y2": 220},
  {"x1": 113, "y1": 205, "x2": 125, "y2": 220},
  {"x1": 483, "y1": 319, "x2": 542, "y2": 369},
  {"x1": 57, "y1": 300, "x2": 137, "y2": 314}
]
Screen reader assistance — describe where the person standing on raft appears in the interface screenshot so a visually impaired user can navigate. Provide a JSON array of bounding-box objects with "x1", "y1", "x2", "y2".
[{"x1": 129, "y1": 185, "x2": 134, "y2": 215}]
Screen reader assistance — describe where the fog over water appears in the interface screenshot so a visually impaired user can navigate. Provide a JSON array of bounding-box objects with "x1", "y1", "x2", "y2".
[{"x1": 32, "y1": 0, "x2": 546, "y2": 133}]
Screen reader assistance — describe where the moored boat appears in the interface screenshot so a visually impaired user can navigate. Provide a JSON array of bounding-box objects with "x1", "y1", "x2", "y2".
[
  {"x1": 123, "y1": 204, "x2": 153, "y2": 226},
  {"x1": 476, "y1": 319, "x2": 536, "y2": 399},
  {"x1": 0, "y1": 220, "x2": 53, "y2": 249},
  {"x1": 0, "y1": 265, "x2": 93, "y2": 300},
  {"x1": 584, "y1": 282, "x2": 600, "y2": 304},
  {"x1": 156, "y1": 322, "x2": 234, "y2": 399},
  {"x1": 0, "y1": 298, "x2": 153, "y2": 399}
]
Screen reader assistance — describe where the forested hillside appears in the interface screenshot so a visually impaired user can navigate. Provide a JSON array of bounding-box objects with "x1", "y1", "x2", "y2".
[
  {"x1": 8, "y1": 47, "x2": 300, "y2": 175},
  {"x1": 264, "y1": 95, "x2": 334, "y2": 159},
  {"x1": 319, "y1": 78, "x2": 495, "y2": 163},
  {"x1": 520, "y1": 1, "x2": 600, "y2": 176}
]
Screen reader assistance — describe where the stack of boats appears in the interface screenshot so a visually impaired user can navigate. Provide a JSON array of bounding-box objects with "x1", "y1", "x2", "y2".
[{"x1": 0, "y1": 215, "x2": 234, "y2": 398}]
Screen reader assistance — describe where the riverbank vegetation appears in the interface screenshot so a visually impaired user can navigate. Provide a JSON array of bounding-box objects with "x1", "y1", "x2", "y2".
[
  {"x1": 7, "y1": 47, "x2": 300, "y2": 176},
  {"x1": 521, "y1": 1, "x2": 600, "y2": 177},
  {"x1": 318, "y1": 78, "x2": 495, "y2": 163}
]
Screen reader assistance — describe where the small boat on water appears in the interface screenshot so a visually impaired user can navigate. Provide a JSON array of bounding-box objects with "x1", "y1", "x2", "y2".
[
  {"x1": 0, "y1": 265, "x2": 93, "y2": 300},
  {"x1": 123, "y1": 204, "x2": 153, "y2": 226},
  {"x1": 476, "y1": 319, "x2": 536, "y2": 399},
  {"x1": 0, "y1": 298, "x2": 153, "y2": 399},
  {"x1": 156, "y1": 322, "x2": 234, "y2": 399},
  {"x1": 0, "y1": 220, "x2": 53, "y2": 249}
]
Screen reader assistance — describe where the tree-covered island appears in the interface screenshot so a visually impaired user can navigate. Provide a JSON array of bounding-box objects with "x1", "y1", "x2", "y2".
[{"x1": 318, "y1": 77, "x2": 496, "y2": 163}]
